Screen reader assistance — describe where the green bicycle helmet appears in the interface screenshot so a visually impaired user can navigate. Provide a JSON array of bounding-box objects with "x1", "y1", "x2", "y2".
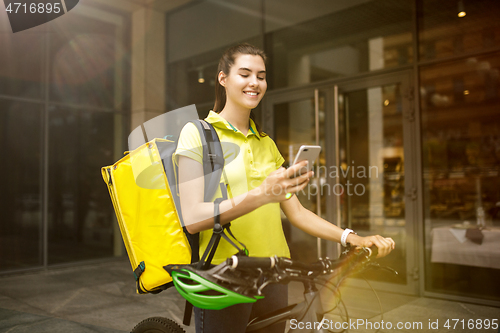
[{"x1": 166, "y1": 262, "x2": 264, "y2": 310}]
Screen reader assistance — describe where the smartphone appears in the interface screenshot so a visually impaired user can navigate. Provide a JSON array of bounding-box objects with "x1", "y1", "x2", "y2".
[{"x1": 291, "y1": 145, "x2": 321, "y2": 177}]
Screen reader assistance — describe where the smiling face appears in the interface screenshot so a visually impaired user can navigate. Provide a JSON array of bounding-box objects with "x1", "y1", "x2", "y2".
[{"x1": 219, "y1": 54, "x2": 267, "y2": 112}]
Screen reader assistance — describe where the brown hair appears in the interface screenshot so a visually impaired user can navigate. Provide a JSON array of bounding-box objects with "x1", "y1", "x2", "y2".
[{"x1": 213, "y1": 43, "x2": 267, "y2": 137}]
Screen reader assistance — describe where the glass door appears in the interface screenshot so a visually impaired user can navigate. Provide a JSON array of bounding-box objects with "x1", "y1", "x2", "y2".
[
  {"x1": 336, "y1": 71, "x2": 418, "y2": 294},
  {"x1": 264, "y1": 70, "x2": 418, "y2": 295}
]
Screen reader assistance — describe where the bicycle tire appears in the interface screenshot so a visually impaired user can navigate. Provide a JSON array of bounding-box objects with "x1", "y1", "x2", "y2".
[{"x1": 131, "y1": 317, "x2": 185, "y2": 333}]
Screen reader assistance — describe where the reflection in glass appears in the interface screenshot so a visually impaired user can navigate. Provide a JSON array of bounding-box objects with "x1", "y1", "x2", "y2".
[
  {"x1": 269, "y1": 0, "x2": 412, "y2": 89},
  {"x1": 421, "y1": 53, "x2": 500, "y2": 301},
  {"x1": 0, "y1": 100, "x2": 43, "y2": 271},
  {"x1": 418, "y1": 0, "x2": 500, "y2": 61},
  {"x1": 340, "y1": 84, "x2": 406, "y2": 283},
  {"x1": 274, "y1": 95, "x2": 326, "y2": 262},
  {"x1": 49, "y1": 13, "x2": 122, "y2": 108},
  {"x1": 48, "y1": 108, "x2": 118, "y2": 264},
  {"x1": 0, "y1": 32, "x2": 43, "y2": 99}
]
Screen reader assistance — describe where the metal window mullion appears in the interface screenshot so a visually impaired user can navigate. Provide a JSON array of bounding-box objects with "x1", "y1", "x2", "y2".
[
  {"x1": 0, "y1": 95, "x2": 45, "y2": 104},
  {"x1": 413, "y1": 0, "x2": 425, "y2": 297},
  {"x1": 48, "y1": 100, "x2": 120, "y2": 113},
  {"x1": 334, "y1": 85, "x2": 341, "y2": 257},
  {"x1": 41, "y1": 32, "x2": 50, "y2": 268},
  {"x1": 314, "y1": 89, "x2": 322, "y2": 259}
]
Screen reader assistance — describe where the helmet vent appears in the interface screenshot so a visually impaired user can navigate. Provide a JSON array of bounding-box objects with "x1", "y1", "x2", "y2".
[
  {"x1": 178, "y1": 276, "x2": 196, "y2": 285},
  {"x1": 197, "y1": 289, "x2": 225, "y2": 296}
]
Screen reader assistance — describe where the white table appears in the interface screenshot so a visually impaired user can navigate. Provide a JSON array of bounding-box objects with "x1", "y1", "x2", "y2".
[{"x1": 431, "y1": 226, "x2": 500, "y2": 269}]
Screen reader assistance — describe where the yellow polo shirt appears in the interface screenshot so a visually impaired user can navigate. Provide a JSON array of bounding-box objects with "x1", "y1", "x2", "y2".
[{"x1": 174, "y1": 111, "x2": 290, "y2": 263}]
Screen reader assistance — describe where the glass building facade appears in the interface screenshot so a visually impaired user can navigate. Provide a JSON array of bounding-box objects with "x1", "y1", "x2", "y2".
[
  {"x1": 0, "y1": 2, "x2": 130, "y2": 270},
  {"x1": 1, "y1": 0, "x2": 499, "y2": 305}
]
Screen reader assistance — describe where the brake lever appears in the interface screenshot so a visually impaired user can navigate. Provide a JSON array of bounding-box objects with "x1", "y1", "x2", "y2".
[{"x1": 366, "y1": 262, "x2": 399, "y2": 275}]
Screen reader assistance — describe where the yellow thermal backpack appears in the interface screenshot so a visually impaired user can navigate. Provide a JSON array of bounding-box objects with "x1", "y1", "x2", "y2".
[{"x1": 101, "y1": 106, "x2": 243, "y2": 295}]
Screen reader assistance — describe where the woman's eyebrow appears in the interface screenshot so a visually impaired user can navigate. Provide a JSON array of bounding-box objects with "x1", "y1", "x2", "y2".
[{"x1": 238, "y1": 67, "x2": 266, "y2": 74}]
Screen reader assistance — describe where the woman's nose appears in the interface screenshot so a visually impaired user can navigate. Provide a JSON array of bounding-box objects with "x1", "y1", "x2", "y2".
[{"x1": 249, "y1": 77, "x2": 258, "y2": 87}]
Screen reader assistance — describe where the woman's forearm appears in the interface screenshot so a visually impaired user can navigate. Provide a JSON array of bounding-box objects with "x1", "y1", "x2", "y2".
[
  {"x1": 281, "y1": 196, "x2": 394, "y2": 255},
  {"x1": 183, "y1": 187, "x2": 266, "y2": 234},
  {"x1": 179, "y1": 156, "x2": 312, "y2": 234},
  {"x1": 287, "y1": 202, "x2": 344, "y2": 242},
  {"x1": 281, "y1": 195, "x2": 362, "y2": 244}
]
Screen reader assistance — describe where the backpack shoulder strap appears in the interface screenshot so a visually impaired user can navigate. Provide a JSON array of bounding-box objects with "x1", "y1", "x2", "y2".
[
  {"x1": 182, "y1": 120, "x2": 246, "y2": 326},
  {"x1": 182, "y1": 119, "x2": 225, "y2": 326},
  {"x1": 190, "y1": 120, "x2": 225, "y2": 202}
]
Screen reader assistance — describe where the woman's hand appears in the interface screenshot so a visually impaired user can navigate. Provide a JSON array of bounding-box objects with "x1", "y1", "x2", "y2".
[
  {"x1": 256, "y1": 161, "x2": 313, "y2": 204},
  {"x1": 346, "y1": 233, "x2": 395, "y2": 258}
]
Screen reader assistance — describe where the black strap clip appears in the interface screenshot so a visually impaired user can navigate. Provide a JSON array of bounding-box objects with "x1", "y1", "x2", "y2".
[
  {"x1": 133, "y1": 261, "x2": 145, "y2": 281},
  {"x1": 213, "y1": 198, "x2": 224, "y2": 234}
]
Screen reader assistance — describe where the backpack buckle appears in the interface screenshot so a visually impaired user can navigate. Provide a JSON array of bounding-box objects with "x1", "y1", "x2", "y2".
[{"x1": 213, "y1": 223, "x2": 223, "y2": 234}]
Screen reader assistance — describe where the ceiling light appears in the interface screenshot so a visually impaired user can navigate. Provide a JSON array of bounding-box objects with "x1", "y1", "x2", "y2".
[
  {"x1": 198, "y1": 70, "x2": 205, "y2": 84},
  {"x1": 458, "y1": 0, "x2": 466, "y2": 17},
  {"x1": 463, "y1": 90, "x2": 470, "y2": 95},
  {"x1": 384, "y1": 100, "x2": 390, "y2": 106}
]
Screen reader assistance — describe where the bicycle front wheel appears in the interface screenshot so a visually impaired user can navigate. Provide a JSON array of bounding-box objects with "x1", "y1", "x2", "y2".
[{"x1": 131, "y1": 317, "x2": 185, "y2": 333}]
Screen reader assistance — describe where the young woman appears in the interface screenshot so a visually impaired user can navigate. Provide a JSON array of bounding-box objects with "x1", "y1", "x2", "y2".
[{"x1": 175, "y1": 43, "x2": 395, "y2": 333}]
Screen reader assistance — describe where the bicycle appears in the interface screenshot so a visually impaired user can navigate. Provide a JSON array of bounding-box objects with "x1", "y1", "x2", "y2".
[{"x1": 131, "y1": 246, "x2": 396, "y2": 333}]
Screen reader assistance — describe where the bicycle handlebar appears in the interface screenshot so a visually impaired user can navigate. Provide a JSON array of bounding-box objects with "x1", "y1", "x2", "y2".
[
  {"x1": 164, "y1": 245, "x2": 389, "y2": 308},
  {"x1": 227, "y1": 246, "x2": 378, "y2": 274},
  {"x1": 226, "y1": 256, "x2": 326, "y2": 271}
]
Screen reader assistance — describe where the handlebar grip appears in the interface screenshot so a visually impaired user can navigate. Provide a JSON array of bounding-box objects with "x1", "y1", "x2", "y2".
[{"x1": 227, "y1": 256, "x2": 275, "y2": 269}]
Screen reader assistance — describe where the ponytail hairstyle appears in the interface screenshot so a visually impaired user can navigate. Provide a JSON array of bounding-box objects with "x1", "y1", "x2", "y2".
[{"x1": 213, "y1": 43, "x2": 267, "y2": 137}]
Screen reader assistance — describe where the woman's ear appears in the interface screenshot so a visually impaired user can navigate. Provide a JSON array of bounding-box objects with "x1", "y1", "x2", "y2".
[{"x1": 218, "y1": 71, "x2": 226, "y2": 87}]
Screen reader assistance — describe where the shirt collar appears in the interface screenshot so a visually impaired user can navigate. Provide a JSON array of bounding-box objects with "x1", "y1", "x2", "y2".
[{"x1": 205, "y1": 111, "x2": 261, "y2": 139}]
